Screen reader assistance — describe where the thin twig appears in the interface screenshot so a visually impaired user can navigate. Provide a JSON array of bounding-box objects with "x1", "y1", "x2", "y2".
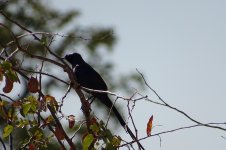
[
  {"x1": 59, "y1": 84, "x2": 72, "y2": 113},
  {"x1": 0, "y1": 94, "x2": 15, "y2": 102},
  {"x1": 17, "y1": 32, "x2": 91, "y2": 41},
  {"x1": 119, "y1": 123, "x2": 208, "y2": 148},
  {"x1": 0, "y1": 137, "x2": 6, "y2": 150},
  {"x1": 18, "y1": 68, "x2": 68, "y2": 85},
  {"x1": 71, "y1": 121, "x2": 86, "y2": 140},
  {"x1": 105, "y1": 97, "x2": 118, "y2": 128},
  {"x1": 5, "y1": 48, "x2": 19, "y2": 61}
]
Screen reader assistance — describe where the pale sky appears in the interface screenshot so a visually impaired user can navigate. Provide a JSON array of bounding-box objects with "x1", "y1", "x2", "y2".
[{"x1": 52, "y1": 1, "x2": 226, "y2": 149}]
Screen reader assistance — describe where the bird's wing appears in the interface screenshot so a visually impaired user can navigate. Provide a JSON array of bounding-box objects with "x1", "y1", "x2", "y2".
[{"x1": 75, "y1": 63, "x2": 108, "y2": 91}]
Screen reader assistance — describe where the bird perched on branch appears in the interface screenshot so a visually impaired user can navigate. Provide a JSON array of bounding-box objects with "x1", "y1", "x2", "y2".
[{"x1": 64, "y1": 52, "x2": 145, "y2": 150}]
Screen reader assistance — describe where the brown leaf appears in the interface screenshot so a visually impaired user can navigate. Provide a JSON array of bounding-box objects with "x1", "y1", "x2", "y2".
[
  {"x1": 28, "y1": 76, "x2": 39, "y2": 93},
  {"x1": 55, "y1": 125, "x2": 65, "y2": 140},
  {"x1": 3, "y1": 77, "x2": 13, "y2": 93},
  {"x1": 146, "y1": 115, "x2": 153, "y2": 136},
  {"x1": 68, "y1": 115, "x2": 75, "y2": 128}
]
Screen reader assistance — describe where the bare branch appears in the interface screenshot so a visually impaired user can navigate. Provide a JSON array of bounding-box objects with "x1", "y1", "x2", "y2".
[{"x1": 137, "y1": 69, "x2": 226, "y2": 132}]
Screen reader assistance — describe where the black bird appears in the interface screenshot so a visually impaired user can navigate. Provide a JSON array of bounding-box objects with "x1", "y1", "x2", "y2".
[{"x1": 65, "y1": 53, "x2": 145, "y2": 150}]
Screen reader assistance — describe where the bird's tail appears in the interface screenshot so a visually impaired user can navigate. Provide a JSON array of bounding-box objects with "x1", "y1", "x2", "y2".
[{"x1": 98, "y1": 94, "x2": 145, "y2": 150}]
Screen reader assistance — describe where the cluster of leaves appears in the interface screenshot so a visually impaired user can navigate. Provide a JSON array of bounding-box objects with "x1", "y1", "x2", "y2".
[
  {"x1": 0, "y1": 61, "x2": 57, "y2": 149},
  {"x1": 1, "y1": 99, "x2": 51, "y2": 149},
  {"x1": 83, "y1": 118, "x2": 121, "y2": 150}
]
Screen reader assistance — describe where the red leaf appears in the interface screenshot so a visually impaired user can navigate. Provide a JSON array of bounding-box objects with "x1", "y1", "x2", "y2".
[{"x1": 146, "y1": 115, "x2": 153, "y2": 136}]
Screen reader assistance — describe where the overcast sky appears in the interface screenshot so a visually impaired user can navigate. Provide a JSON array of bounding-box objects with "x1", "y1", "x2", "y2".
[{"x1": 52, "y1": 1, "x2": 226, "y2": 149}]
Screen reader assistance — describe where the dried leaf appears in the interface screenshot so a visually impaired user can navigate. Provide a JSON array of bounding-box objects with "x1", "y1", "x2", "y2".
[
  {"x1": 68, "y1": 115, "x2": 75, "y2": 128},
  {"x1": 28, "y1": 76, "x2": 39, "y2": 93},
  {"x1": 146, "y1": 115, "x2": 153, "y2": 136},
  {"x1": 3, "y1": 77, "x2": 13, "y2": 93}
]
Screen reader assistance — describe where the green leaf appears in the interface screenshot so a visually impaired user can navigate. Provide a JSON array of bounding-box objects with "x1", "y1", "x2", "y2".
[
  {"x1": 106, "y1": 129, "x2": 113, "y2": 141},
  {"x1": 22, "y1": 102, "x2": 32, "y2": 115},
  {"x1": 8, "y1": 70, "x2": 17, "y2": 81},
  {"x1": 29, "y1": 126, "x2": 44, "y2": 140},
  {"x1": 90, "y1": 123, "x2": 99, "y2": 133},
  {"x1": 83, "y1": 134, "x2": 94, "y2": 150},
  {"x1": 3, "y1": 125, "x2": 13, "y2": 138},
  {"x1": 105, "y1": 143, "x2": 116, "y2": 150},
  {"x1": 5, "y1": 70, "x2": 19, "y2": 82},
  {"x1": 27, "y1": 95, "x2": 37, "y2": 103},
  {"x1": 111, "y1": 136, "x2": 121, "y2": 147},
  {"x1": 34, "y1": 129, "x2": 44, "y2": 140},
  {"x1": 30, "y1": 103, "x2": 37, "y2": 112},
  {"x1": 17, "y1": 119, "x2": 29, "y2": 128},
  {"x1": 1, "y1": 61, "x2": 12, "y2": 70},
  {"x1": 22, "y1": 96, "x2": 38, "y2": 115}
]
